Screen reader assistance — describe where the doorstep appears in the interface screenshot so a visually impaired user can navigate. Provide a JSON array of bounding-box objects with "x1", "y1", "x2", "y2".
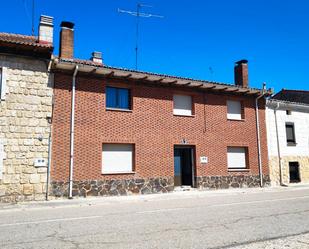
[{"x1": 174, "y1": 186, "x2": 197, "y2": 192}]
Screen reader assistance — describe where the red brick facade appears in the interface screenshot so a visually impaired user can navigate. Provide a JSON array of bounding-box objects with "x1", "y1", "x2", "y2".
[{"x1": 51, "y1": 72, "x2": 269, "y2": 190}]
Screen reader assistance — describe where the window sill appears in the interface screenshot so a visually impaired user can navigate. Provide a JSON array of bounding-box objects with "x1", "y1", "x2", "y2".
[
  {"x1": 173, "y1": 114, "x2": 195, "y2": 118},
  {"x1": 227, "y1": 118, "x2": 245, "y2": 122},
  {"x1": 287, "y1": 142, "x2": 297, "y2": 147},
  {"x1": 106, "y1": 108, "x2": 132, "y2": 113},
  {"x1": 228, "y1": 168, "x2": 250, "y2": 172},
  {"x1": 102, "y1": 171, "x2": 136, "y2": 175}
]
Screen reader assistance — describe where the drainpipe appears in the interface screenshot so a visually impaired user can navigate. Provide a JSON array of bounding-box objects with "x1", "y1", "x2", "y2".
[
  {"x1": 273, "y1": 102, "x2": 286, "y2": 186},
  {"x1": 46, "y1": 132, "x2": 52, "y2": 200},
  {"x1": 255, "y1": 84, "x2": 266, "y2": 187},
  {"x1": 69, "y1": 65, "x2": 79, "y2": 199}
]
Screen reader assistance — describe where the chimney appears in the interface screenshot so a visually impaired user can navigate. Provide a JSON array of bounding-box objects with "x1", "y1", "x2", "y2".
[
  {"x1": 91, "y1": 51, "x2": 103, "y2": 64},
  {"x1": 234, "y1": 59, "x2": 249, "y2": 88},
  {"x1": 59, "y1": 21, "x2": 74, "y2": 58},
  {"x1": 38, "y1": 15, "x2": 53, "y2": 44}
]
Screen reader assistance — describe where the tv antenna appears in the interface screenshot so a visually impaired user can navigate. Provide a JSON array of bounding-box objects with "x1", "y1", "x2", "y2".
[
  {"x1": 31, "y1": 0, "x2": 35, "y2": 36},
  {"x1": 118, "y1": 3, "x2": 163, "y2": 70}
]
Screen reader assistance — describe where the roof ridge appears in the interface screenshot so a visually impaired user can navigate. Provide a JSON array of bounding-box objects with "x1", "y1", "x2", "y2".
[{"x1": 282, "y1": 89, "x2": 309, "y2": 93}]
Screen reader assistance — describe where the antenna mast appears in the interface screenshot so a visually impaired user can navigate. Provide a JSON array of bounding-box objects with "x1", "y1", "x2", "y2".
[
  {"x1": 118, "y1": 3, "x2": 163, "y2": 70},
  {"x1": 32, "y1": 0, "x2": 35, "y2": 36}
]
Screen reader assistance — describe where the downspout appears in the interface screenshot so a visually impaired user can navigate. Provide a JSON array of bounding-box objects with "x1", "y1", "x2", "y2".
[
  {"x1": 45, "y1": 59, "x2": 53, "y2": 201},
  {"x1": 46, "y1": 132, "x2": 52, "y2": 200},
  {"x1": 255, "y1": 85, "x2": 266, "y2": 187},
  {"x1": 273, "y1": 102, "x2": 286, "y2": 186},
  {"x1": 69, "y1": 65, "x2": 79, "y2": 199}
]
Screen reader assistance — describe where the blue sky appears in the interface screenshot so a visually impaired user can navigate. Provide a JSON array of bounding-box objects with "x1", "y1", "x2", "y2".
[{"x1": 1, "y1": 0, "x2": 309, "y2": 91}]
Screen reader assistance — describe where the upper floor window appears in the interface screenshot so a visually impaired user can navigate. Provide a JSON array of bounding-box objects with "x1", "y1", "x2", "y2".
[
  {"x1": 173, "y1": 94, "x2": 192, "y2": 116},
  {"x1": 106, "y1": 86, "x2": 131, "y2": 110},
  {"x1": 227, "y1": 100, "x2": 242, "y2": 120},
  {"x1": 286, "y1": 122, "x2": 296, "y2": 145},
  {"x1": 286, "y1": 110, "x2": 292, "y2": 115}
]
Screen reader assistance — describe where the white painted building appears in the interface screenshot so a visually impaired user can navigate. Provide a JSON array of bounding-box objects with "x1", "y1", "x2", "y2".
[{"x1": 266, "y1": 90, "x2": 309, "y2": 186}]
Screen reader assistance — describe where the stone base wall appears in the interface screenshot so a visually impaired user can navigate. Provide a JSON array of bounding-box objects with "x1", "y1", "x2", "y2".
[
  {"x1": 51, "y1": 177, "x2": 174, "y2": 198},
  {"x1": 196, "y1": 175, "x2": 270, "y2": 189},
  {"x1": 269, "y1": 156, "x2": 309, "y2": 186}
]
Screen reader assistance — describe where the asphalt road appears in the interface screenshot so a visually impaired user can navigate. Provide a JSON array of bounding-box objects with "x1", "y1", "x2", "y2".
[{"x1": 0, "y1": 186, "x2": 309, "y2": 249}]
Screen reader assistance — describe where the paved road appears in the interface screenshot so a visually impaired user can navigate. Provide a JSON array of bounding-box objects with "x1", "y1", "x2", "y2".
[{"x1": 0, "y1": 186, "x2": 309, "y2": 249}]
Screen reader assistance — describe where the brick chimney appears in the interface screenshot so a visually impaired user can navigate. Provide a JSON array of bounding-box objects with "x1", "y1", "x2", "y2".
[
  {"x1": 38, "y1": 15, "x2": 53, "y2": 44},
  {"x1": 234, "y1": 60, "x2": 249, "y2": 88},
  {"x1": 59, "y1": 21, "x2": 74, "y2": 58},
  {"x1": 90, "y1": 51, "x2": 103, "y2": 64}
]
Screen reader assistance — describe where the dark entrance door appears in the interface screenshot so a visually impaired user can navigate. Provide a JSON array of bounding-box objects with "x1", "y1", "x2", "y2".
[
  {"x1": 174, "y1": 147, "x2": 194, "y2": 187},
  {"x1": 289, "y1": 162, "x2": 300, "y2": 183}
]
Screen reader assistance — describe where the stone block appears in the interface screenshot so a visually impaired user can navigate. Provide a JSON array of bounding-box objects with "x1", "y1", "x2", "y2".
[
  {"x1": 23, "y1": 184, "x2": 33, "y2": 195},
  {"x1": 33, "y1": 184, "x2": 43, "y2": 194},
  {"x1": 30, "y1": 174, "x2": 40, "y2": 184}
]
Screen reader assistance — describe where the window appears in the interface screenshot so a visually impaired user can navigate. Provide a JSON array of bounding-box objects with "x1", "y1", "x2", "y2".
[
  {"x1": 227, "y1": 147, "x2": 247, "y2": 169},
  {"x1": 106, "y1": 86, "x2": 130, "y2": 110},
  {"x1": 286, "y1": 123, "x2": 296, "y2": 145},
  {"x1": 102, "y1": 144, "x2": 134, "y2": 174},
  {"x1": 286, "y1": 110, "x2": 292, "y2": 115},
  {"x1": 173, "y1": 94, "x2": 192, "y2": 116},
  {"x1": 227, "y1": 100, "x2": 242, "y2": 120}
]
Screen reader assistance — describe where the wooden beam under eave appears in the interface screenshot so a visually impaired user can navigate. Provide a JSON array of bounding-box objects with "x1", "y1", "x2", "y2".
[
  {"x1": 87, "y1": 68, "x2": 97, "y2": 75},
  {"x1": 139, "y1": 76, "x2": 148, "y2": 80},
  {"x1": 124, "y1": 73, "x2": 132, "y2": 79},
  {"x1": 154, "y1": 78, "x2": 164, "y2": 83},
  {"x1": 225, "y1": 88, "x2": 239, "y2": 92},
  {"x1": 201, "y1": 85, "x2": 216, "y2": 89},
  {"x1": 106, "y1": 71, "x2": 115, "y2": 77}
]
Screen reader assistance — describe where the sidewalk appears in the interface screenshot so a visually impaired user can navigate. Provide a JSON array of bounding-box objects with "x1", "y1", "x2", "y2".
[{"x1": 1, "y1": 184, "x2": 309, "y2": 212}]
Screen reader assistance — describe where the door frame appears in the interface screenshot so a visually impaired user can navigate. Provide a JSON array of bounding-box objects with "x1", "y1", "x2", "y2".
[{"x1": 174, "y1": 145, "x2": 196, "y2": 188}]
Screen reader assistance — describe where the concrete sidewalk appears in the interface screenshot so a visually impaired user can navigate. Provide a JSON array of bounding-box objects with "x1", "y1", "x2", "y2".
[{"x1": 1, "y1": 184, "x2": 309, "y2": 212}]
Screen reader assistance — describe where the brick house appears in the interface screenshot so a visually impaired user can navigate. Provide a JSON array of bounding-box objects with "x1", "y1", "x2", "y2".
[
  {"x1": 266, "y1": 89, "x2": 309, "y2": 186},
  {"x1": 50, "y1": 21, "x2": 271, "y2": 198},
  {"x1": 0, "y1": 16, "x2": 53, "y2": 202}
]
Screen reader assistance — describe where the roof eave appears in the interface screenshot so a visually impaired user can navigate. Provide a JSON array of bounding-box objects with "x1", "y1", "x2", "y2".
[{"x1": 52, "y1": 58, "x2": 268, "y2": 96}]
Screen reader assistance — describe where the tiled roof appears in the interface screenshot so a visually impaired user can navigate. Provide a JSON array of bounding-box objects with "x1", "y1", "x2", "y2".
[
  {"x1": 58, "y1": 57, "x2": 267, "y2": 94},
  {"x1": 0, "y1": 32, "x2": 52, "y2": 48},
  {"x1": 272, "y1": 89, "x2": 309, "y2": 105}
]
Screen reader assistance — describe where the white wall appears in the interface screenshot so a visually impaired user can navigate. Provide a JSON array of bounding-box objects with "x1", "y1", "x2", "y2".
[{"x1": 266, "y1": 103, "x2": 309, "y2": 157}]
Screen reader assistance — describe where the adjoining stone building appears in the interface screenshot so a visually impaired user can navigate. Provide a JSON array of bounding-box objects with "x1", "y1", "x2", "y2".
[
  {"x1": 0, "y1": 16, "x2": 54, "y2": 202},
  {"x1": 266, "y1": 89, "x2": 309, "y2": 186}
]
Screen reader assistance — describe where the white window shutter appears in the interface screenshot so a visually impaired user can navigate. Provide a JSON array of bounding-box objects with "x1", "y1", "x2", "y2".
[
  {"x1": 173, "y1": 95, "x2": 192, "y2": 116},
  {"x1": 102, "y1": 144, "x2": 133, "y2": 174},
  {"x1": 1, "y1": 67, "x2": 7, "y2": 100},
  {"x1": 227, "y1": 147, "x2": 247, "y2": 169},
  {"x1": 227, "y1": 100, "x2": 242, "y2": 120}
]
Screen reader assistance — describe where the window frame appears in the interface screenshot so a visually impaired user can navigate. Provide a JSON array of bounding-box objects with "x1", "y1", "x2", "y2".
[
  {"x1": 226, "y1": 100, "x2": 244, "y2": 121},
  {"x1": 227, "y1": 146, "x2": 249, "y2": 171},
  {"x1": 101, "y1": 143, "x2": 135, "y2": 175},
  {"x1": 285, "y1": 122, "x2": 296, "y2": 146},
  {"x1": 173, "y1": 94, "x2": 194, "y2": 117},
  {"x1": 105, "y1": 86, "x2": 132, "y2": 111}
]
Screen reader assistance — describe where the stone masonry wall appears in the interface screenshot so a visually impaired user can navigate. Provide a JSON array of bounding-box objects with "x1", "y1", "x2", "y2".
[
  {"x1": 269, "y1": 156, "x2": 309, "y2": 186},
  {"x1": 0, "y1": 55, "x2": 53, "y2": 202},
  {"x1": 196, "y1": 175, "x2": 270, "y2": 189},
  {"x1": 51, "y1": 177, "x2": 174, "y2": 198}
]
